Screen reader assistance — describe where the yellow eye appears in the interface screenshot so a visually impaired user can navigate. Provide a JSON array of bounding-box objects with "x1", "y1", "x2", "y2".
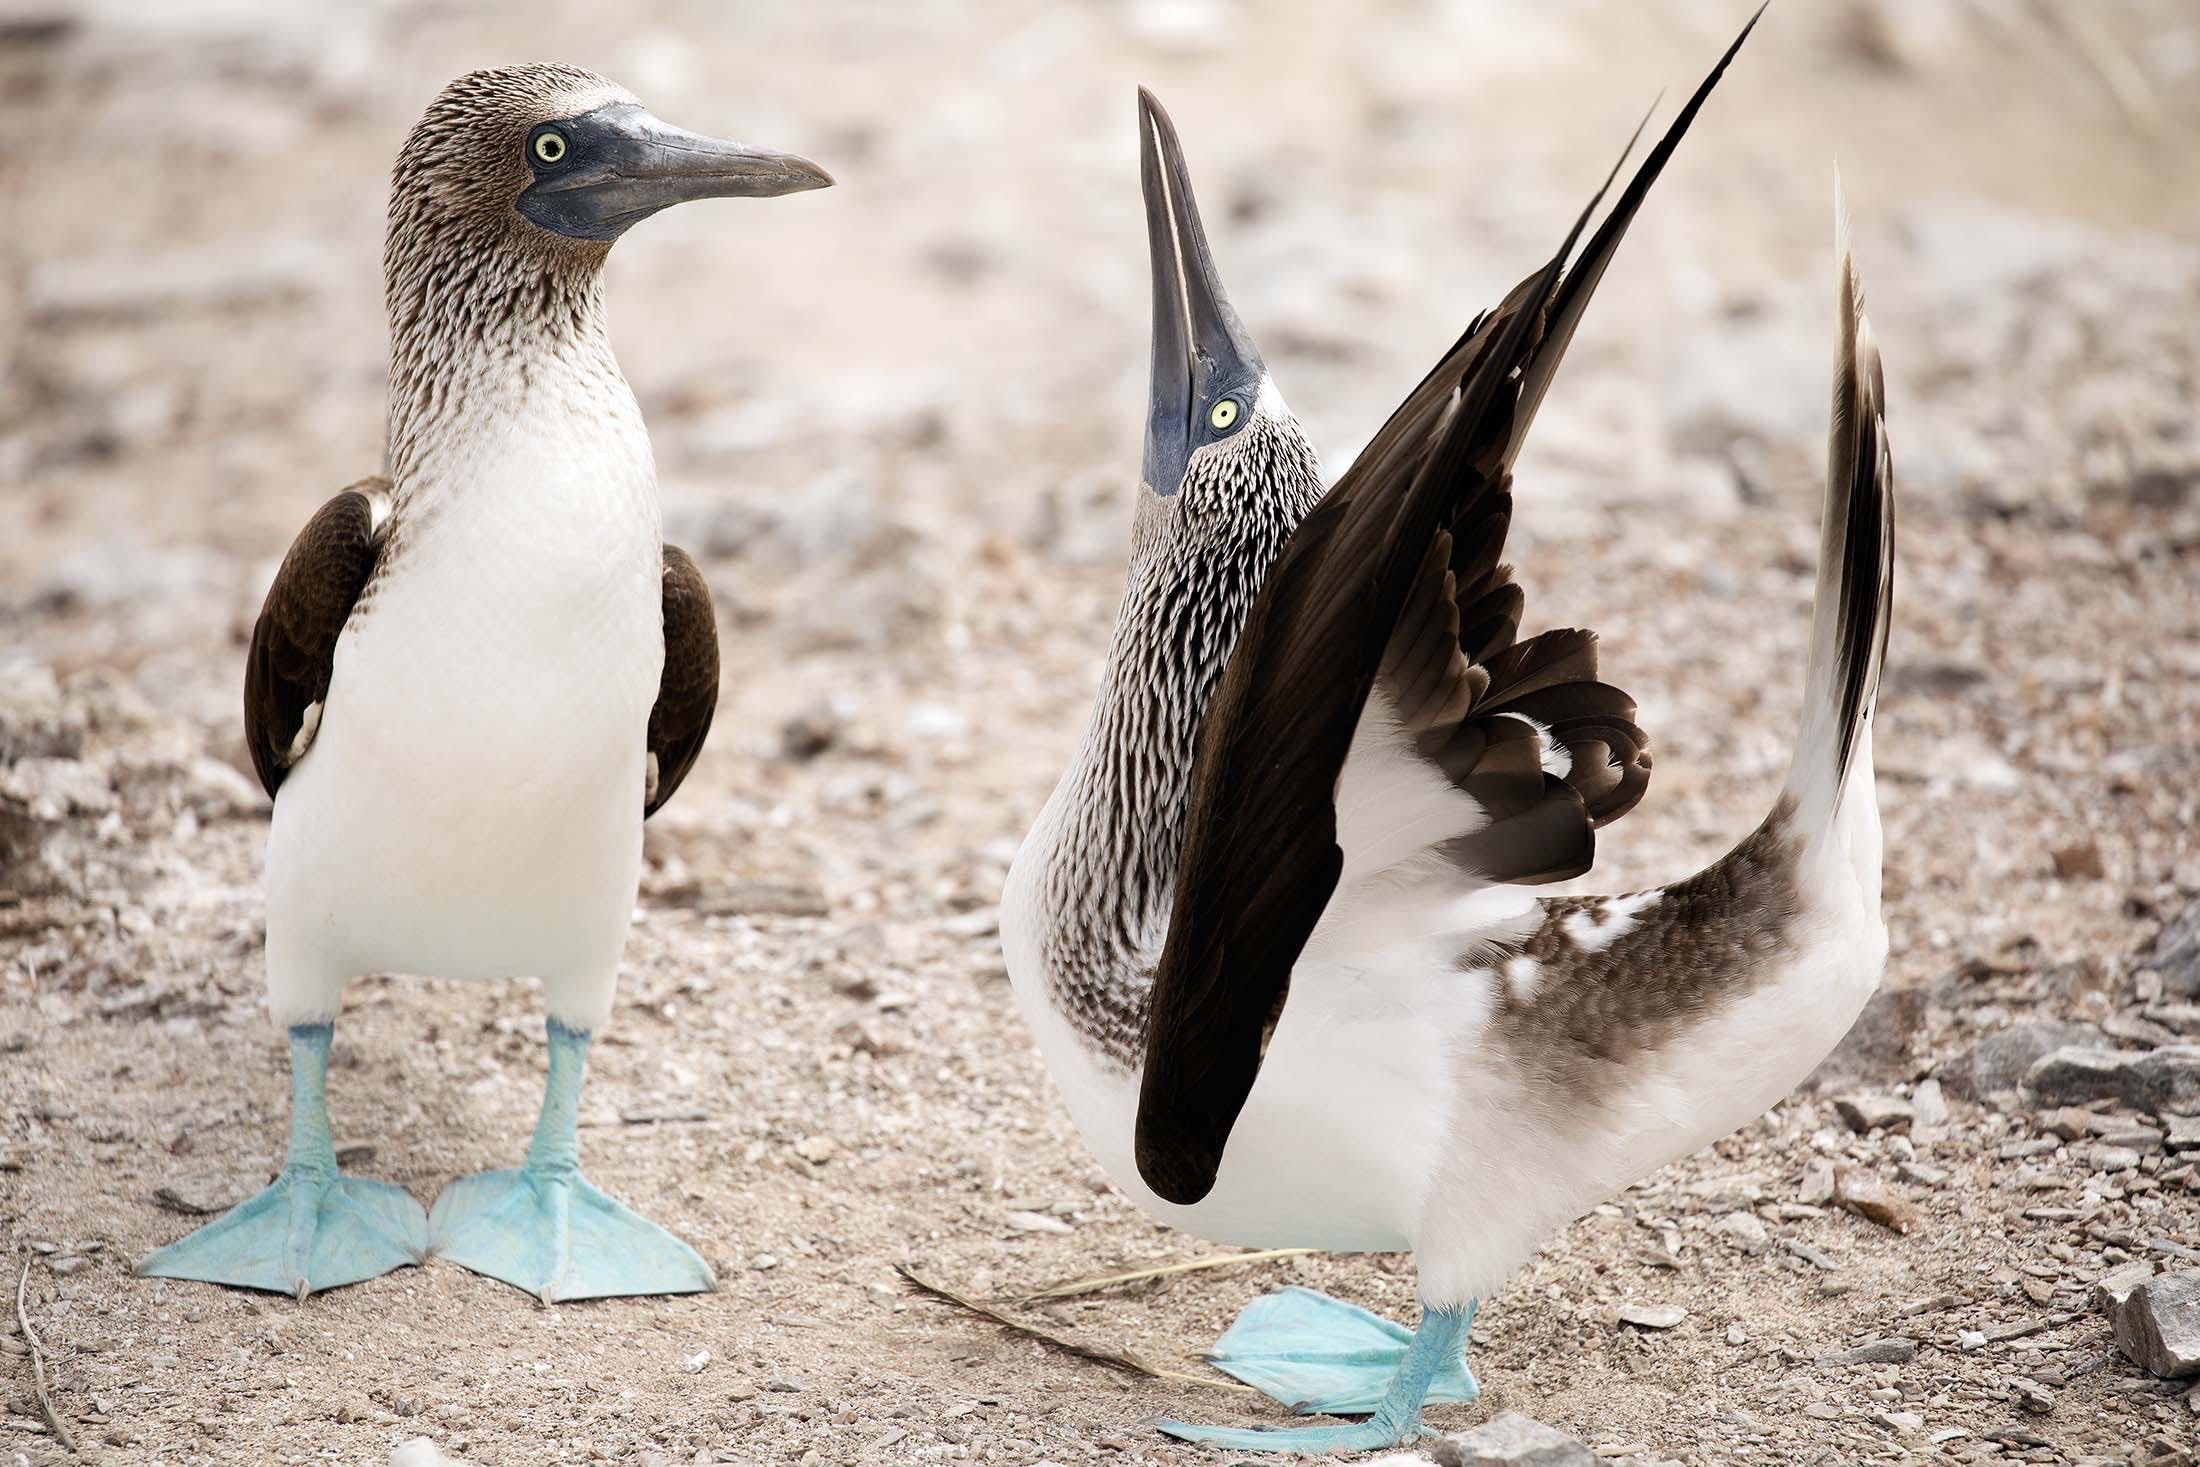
[
  {"x1": 533, "y1": 131, "x2": 567, "y2": 165},
  {"x1": 1209, "y1": 398, "x2": 1241, "y2": 432}
]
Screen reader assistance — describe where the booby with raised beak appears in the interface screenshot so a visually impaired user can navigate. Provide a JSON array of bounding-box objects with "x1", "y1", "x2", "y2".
[
  {"x1": 1001, "y1": 13, "x2": 1896, "y2": 1452},
  {"x1": 139, "y1": 64, "x2": 830, "y2": 1303}
]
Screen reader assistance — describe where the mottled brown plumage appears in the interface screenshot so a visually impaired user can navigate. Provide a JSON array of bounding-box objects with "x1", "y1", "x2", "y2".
[{"x1": 1134, "y1": 13, "x2": 1759, "y2": 1204}]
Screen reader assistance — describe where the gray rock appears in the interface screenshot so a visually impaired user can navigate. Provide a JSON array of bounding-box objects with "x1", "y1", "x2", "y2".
[
  {"x1": 1834, "y1": 1093, "x2": 1914, "y2": 1133},
  {"x1": 1940, "y1": 1022, "x2": 2099, "y2": 1099},
  {"x1": 2025, "y1": 1045, "x2": 2200, "y2": 1113},
  {"x1": 2151, "y1": 898, "x2": 2200, "y2": 999},
  {"x1": 1911, "y1": 1077, "x2": 1950, "y2": 1130},
  {"x1": 2167, "y1": 1114, "x2": 2200, "y2": 1152},
  {"x1": 1616, "y1": 1303, "x2": 1687, "y2": 1330},
  {"x1": 1437, "y1": 1411, "x2": 1595, "y2": 1467},
  {"x1": 2111, "y1": 1271, "x2": 2200, "y2": 1378},
  {"x1": 1808, "y1": 984, "x2": 1926, "y2": 1088},
  {"x1": 1816, "y1": 1337, "x2": 1918, "y2": 1367},
  {"x1": 2094, "y1": 1260, "x2": 2158, "y2": 1314}
]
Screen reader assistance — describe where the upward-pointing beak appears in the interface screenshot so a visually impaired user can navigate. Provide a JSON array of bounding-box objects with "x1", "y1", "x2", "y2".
[
  {"x1": 520, "y1": 103, "x2": 833, "y2": 243},
  {"x1": 1139, "y1": 88, "x2": 1265, "y2": 497}
]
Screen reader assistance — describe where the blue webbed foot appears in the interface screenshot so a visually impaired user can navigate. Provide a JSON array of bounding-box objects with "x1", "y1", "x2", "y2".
[
  {"x1": 137, "y1": 1023, "x2": 426, "y2": 1299},
  {"x1": 428, "y1": 1017, "x2": 713, "y2": 1303},
  {"x1": 1207, "y1": 1286, "x2": 1478, "y2": 1416},
  {"x1": 429, "y1": 1166, "x2": 713, "y2": 1303},
  {"x1": 138, "y1": 1166, "x2": 428, "y2": 1299},
  {"x1": 1148, "y1": 1415, "x2": 1428, "y2": 1456},
  {"x1": 1149, "y1": 1291, "x2": 1479, "y2": 1455}
]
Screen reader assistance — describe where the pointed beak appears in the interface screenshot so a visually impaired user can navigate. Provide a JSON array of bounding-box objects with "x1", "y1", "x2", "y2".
[
  {"x1": 520, "y1": 102, "x2": 833, "y2": 242},
  {"x1": 1139, "y1": 88, "x2": 1264, "y2": 497}
]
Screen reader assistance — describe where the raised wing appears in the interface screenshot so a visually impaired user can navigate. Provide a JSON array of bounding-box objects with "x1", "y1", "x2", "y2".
[
  {"x1": 244, "y1": 478, "x2": 389, "y2": 797},
  {"x1": 1134, "y1": 12, "x2": 1760, "y2": 1206},
  {"x1": 644, "y1": 544, "x2": 719, "y2": 817}
]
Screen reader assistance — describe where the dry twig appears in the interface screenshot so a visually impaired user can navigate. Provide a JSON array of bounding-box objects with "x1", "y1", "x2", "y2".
[
  {"x1": 15, "y1": 1256, "x2": 80, "y2": 1455},
  {"x1": 896, "y1": 1262, "x2": 1252, "y2": 1394},
  {"x1": 1014, "y1": 1247, "x2": 1315, "y2": 1304}
]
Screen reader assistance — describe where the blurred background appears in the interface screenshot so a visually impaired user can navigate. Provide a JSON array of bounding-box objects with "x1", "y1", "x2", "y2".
[{"x1": 3, "y1": 1, "x2": 2198, "y2": 1462}]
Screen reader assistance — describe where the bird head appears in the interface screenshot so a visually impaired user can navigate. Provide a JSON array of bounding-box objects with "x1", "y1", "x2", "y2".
[
  {"x1": 391, "y1": 64, "x2": 831, "y2": 257},
  {"x1": 1136, "y1": 89, "x2": 1318, "y2": 516}
]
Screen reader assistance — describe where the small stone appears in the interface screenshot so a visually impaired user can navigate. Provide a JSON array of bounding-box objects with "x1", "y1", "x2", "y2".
[
  {"x1": 2007, "y1": 1376, "x2": 2056, "y2": 1413},
  {"x1": 2112, "y1": 1271, "x2": 2200, "y2": 1378},
  {"x1": 1897, "y1": 1161, "x2": 1950, "y2": 1188},
  {"x1": 2039, "y1": 1107, "x2": 2095, "y2": 1141},
  {"x1": 777, "y1": 701, "x2": 845, "y2": 762},
  {"x1": 1725, "y1": 1323, "x2": 1747, "y2": 1345},
  {"x1": 2051, "y1": 843, "x2": 2105, "y2": 880},
  {"x1": 2165, "y1": 1114, "x2": 2200, "y2": 1152},
  {"x1": 765, "y1": 1376, "x2": 806, "y2": 1393},
  {"x1": 48, "y1": 1254, "x2": 89, "y2": 1276},
  {"x1": 749, "y1": 1252, "x2": 779, "y2": 1271},
  {"x1": 793, "y1": 1136, "x2": 837, "y2": 1165},
  {"x1": 1834, "y1": 1166, "x2": 1922, "y2": 1234},
  {"x1": 1809, "y1": 985, "x2": 1926, "y2": 1088},
  {"x1": 1834, "y1": 1094, "x2": 1914, "y2": 1133},
  {"x1": 2088, "y1": 1143, "x2": 2142, "y2": 1173},
  {"x1": 1005, "y1": 1210, "x2": 1073, "y2": 1235},
  {"x1": 1911, "y1": 1077, "x2": 1950, "y2": 1130},
  {"x1": 1798, "y1": 1159, "x2": 1836, "y2": 1206},
  {"x1": 2148, "y1": 897, "x2": 2200, "y2": 998},
  {"x1": 1817, "y1": 1337, "x2": 1918, "y2": 1366},
  {"x1": 1439, "y1": 1410, "x2": 1596, "y2": 1466},
  {"x1": 1616, "y1": 1303, "x2": 1687, "y2": 1330},
  {"x1": 1715, "y1": 1212, "x2": 1771, "y2": 1252},
  {"x1": 680, "y1": 1350, "x2": 710, "y2": 1374},
  {"x1": 2096, "y1": 1261, "x2": 2160, "y2": 1313},
  {"x1": 1878, "y1": 1410, "x2": 1924, "y2": 1433}
]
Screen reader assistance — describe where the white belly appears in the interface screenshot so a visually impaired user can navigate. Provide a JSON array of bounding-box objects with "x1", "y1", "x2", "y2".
[{"x1": 263, "y1": 413, "x2": 664, "y2": 1028}]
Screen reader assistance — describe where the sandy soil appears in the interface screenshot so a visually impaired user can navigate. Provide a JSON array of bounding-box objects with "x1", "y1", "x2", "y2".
[{"x1": 4, "y1": 1, "x2": 2200, "y2": 1463}]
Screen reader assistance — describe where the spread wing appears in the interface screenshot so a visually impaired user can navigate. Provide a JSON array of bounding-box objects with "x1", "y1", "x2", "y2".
[
  {"x1": 1133, "y1": 12, "x2": 1759, "y2": 1206},
  {"x1": 644, "y1": 544, "x2": 719, "y2": 817},
  {"x1": 244, "y1": 479, "x2": 390, "y2": 798}
]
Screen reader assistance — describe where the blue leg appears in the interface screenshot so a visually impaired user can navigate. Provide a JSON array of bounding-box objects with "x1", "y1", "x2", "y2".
[
  {"x1": 1152, "y1": 1290, "x2": 1478, "y2": 1455},
  {"x1": 429, "y1": 1019, "x2": 714, "y2": 1303},
  {"x1": 138, "y1": 1024, "x2": 427, "y2": 1299}
]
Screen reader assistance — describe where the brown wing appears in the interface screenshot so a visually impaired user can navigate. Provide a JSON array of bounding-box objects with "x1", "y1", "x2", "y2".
[
  {"x1": 244, "y1": 479, "x2": 389, "y2": 798},
  {"x1": 645, "y1": 544, "x2": 719, "y2": 818},
  {"x1": 1133, "y1": 12, "x2": 1759, "y2": 1207}
]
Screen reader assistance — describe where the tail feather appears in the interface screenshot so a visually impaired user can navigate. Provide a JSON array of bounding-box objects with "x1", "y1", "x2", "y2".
[{"x1": 1785, "y1": 180, "x2": 1894, "y2": 833}]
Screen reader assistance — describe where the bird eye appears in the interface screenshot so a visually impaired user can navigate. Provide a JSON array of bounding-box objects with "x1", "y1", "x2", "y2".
[
  {"x1": 1209, "y1": 398, "x2": 1241, "y2": 432},
  {"x1": 532, "y1": 130, "x2": 568, "y2": 166}
]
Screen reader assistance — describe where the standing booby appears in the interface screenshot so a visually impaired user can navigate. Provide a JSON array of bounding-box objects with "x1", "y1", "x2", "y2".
[
  {"x1": 138, "y1": 65, "x2": 830, "y2": 1303},
  {"x1": 1001, "y1": 15, "x2": 1897, "y2": 1454}
]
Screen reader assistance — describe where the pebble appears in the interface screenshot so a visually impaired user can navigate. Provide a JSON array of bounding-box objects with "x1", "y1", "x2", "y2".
[
  {"x1": 1798, "y1": 1159, "x2": 1836, "y2": 1206},
  {"x1": 48, "y1": 1254, "x2": 89, "y2": 1276},
  {"x1": 1834, "y1": 1094, "x2": 1914, "y2": 1133},
  {"x1": 1616, "y1": 1303, "x2": 1686, "y2": 1330},
  {"x1": 1004, "y1": 1210, "x2": 1073, "y2": 1235},
  {"x1": 793, "y1": 1136, "x2": 837, "y2": 1165},
  {"x1": 1834, "y1": 1166, "x2": 1921, "y2": 1234},
  {"x1": 2111, "y1": 1271, "x2": 2200, "y2": 1378},
  {"x1": 1715, "y1": 1211, "x2": 1771, "y2": 1252},
  {"x1": 1911, "y1": 1077, "x2": 1950, "y2": 1130},
  {"x1": 2149, "y1": 897, "x2": 2200, "y2": 998},
  {"x1": 1435, "y1": 1411, "x2": 1595, "y2": 1466},
  {"x1": 680, "y1": 1350, "x2": 710, "y2": 1375},
  {"x1": 2168, "y1": 1114, "x2": 2200, "y2": 1152},
  {"x1": 1817, "y1": 1337, "x2": 1917, "y2": 1367},
  {"x1": 2007, "y1": 1375, "x2": 2056, "y2": 1413}
]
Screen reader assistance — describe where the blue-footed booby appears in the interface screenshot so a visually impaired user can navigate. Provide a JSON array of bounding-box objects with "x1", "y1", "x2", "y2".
[
  {"x1": 1000, "y1": 14, "x2": 1897, "y2": 1453},
  {"x1": 138, "y1": 65, "x2": 830, "y2": 1303}
]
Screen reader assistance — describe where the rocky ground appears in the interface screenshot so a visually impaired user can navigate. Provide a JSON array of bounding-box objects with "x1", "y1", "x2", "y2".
[{"x1": 5, "y1": 0, "x2": 2200, "y2": 1463}]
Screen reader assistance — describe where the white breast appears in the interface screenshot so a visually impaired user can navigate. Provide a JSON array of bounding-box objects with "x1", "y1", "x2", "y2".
[{"x1": 263, "y1": 361, "x2": 664, "y2": 1018}]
